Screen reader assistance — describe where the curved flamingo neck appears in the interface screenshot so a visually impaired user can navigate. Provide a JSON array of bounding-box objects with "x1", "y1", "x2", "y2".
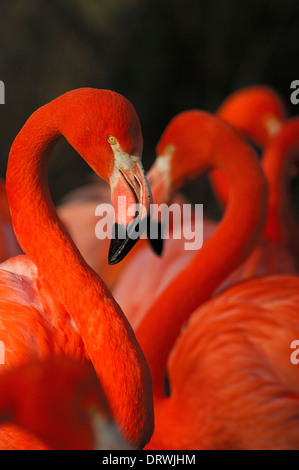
[
  {"x1": 136, "y1": 112, "x2": 267, "y2": 396},
  {"x1": 5, "y1": 94, "x2": 153, "y2": 448},
  {"x1": 262, "y1": 119, "x2": 299, "y2": 262}
]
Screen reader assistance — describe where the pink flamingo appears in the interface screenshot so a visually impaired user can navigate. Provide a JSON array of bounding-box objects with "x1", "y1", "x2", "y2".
[
  {"x1": 113, "y1": 89, "x2": 295, "y2": 326},
  {"x1": 133, "y1": 111, "x2": 299, "y2": 449},
  {"x1": 0, "y1": 88, "x2": 154, "y2": 449}
]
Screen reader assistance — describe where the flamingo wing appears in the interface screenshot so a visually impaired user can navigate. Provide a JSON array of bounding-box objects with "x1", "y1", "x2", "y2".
[
  {"x1": 0, "y1": 256, "x2": 87, "y2": 449},
  {"x1": 0, "y1": 255, "x2": 86, "y2": 368}
]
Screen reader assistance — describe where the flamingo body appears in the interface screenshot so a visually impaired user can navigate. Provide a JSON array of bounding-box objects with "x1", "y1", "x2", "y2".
[
  {"x1": 0, "y1": 357, "x2": 129, "y2": 450},
  {"x1": 147, "y1": 275, "x2": 299, "y2": 450},
  {"x1": 0, "y1": 255, "x2": 86, "y2": 367}
]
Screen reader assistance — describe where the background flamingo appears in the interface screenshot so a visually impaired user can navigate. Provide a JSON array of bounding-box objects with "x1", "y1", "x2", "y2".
[
  {"x1": 113, "y1": 89, "x2": 296, "y2": 326},
  {"x1": 145, "y1": 275, "x2": 299, "y2": 449},
  {"x1": 0, "y1": 357, "x2": 130, "y2": 450},
  {"x1": 0, "y1": 88, "x2": 154, "y2": 449},
  {"x1": 131, "y1": 111, "x2": 299, "y2": 449}
]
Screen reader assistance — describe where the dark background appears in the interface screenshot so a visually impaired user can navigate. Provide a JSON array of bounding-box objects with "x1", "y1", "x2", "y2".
[{"x1": 0, "y1": 0, "x2": 298, "y2": 216}]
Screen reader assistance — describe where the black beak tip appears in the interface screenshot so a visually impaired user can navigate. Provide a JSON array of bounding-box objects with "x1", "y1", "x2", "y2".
[
  {"x1": 147, "y1": 234, "x2": 164, "y2": 256},
  {"x1": 108, "y1": 223, "x2": 139, "y2": 265},
  {"x1": 147, "y1": 219, "x2": 164, "y2": 256}
]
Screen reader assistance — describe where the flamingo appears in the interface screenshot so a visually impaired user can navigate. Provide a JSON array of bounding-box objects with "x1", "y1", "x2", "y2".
[
  {"x1": 113, "y1": 92, "x2": 295, "y2": 327},
  {"x1": 0, "y1": 357, "x2": 130, "y2": 450},
  {"x1": 131, "y1": 111, "x2": 299, "y2": 449},
  {"x1": 143, "y1": 275, "x2": 299, "y2": 449},
  {"x1": 0, "y1": 88, "x2": 154, "y2": 449}
]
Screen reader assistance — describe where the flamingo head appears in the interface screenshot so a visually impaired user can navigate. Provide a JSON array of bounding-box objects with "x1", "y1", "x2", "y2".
[
  {"x1": 217, "y1": 86, "x2": 285, "y2": 147},
  {"x1": 147, "y1": 110, "x2": 214, "y2": 204},
  {"x1": 58, "y1": 88, "x2": 154, "y2": 264}
]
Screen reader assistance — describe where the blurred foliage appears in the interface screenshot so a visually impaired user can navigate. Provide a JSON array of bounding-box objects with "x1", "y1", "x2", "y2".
[{"x1": 0, "y1": 0, "x2": 298, "y2": 215}]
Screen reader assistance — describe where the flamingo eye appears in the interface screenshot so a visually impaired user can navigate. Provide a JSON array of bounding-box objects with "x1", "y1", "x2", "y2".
[
  {"x1": 164, "y1": 144, "x2": 175, "y2": 155},
  {"x1": 107, "y1": 135, "x2": 118, "y2": 145}
]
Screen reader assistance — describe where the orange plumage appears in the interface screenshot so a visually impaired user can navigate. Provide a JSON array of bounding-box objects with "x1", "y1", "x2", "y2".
[
  {"x1": 0, "y1": 88, "x2": 154, "y2": 449},
  {"x1": 114, "y1": 86, "x2": 297, "y2": 322},
  {"x1": 0, "y1": 357, "x2": 129, "y2": 450},
  {"x1": 147, "y1": 276, "x2": 299, "y2": 450},
  {"x1": 116, "y1": 110, "x2": 299, "y2": 449}
]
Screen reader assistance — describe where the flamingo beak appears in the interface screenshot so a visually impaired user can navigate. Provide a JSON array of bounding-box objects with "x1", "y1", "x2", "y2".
[
  {"x1": 144, "y1": 156, "x2": 172, "y2": 255},
  {"x1": 108, "y1": 155, "x2": 154, "y2": 265}
]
